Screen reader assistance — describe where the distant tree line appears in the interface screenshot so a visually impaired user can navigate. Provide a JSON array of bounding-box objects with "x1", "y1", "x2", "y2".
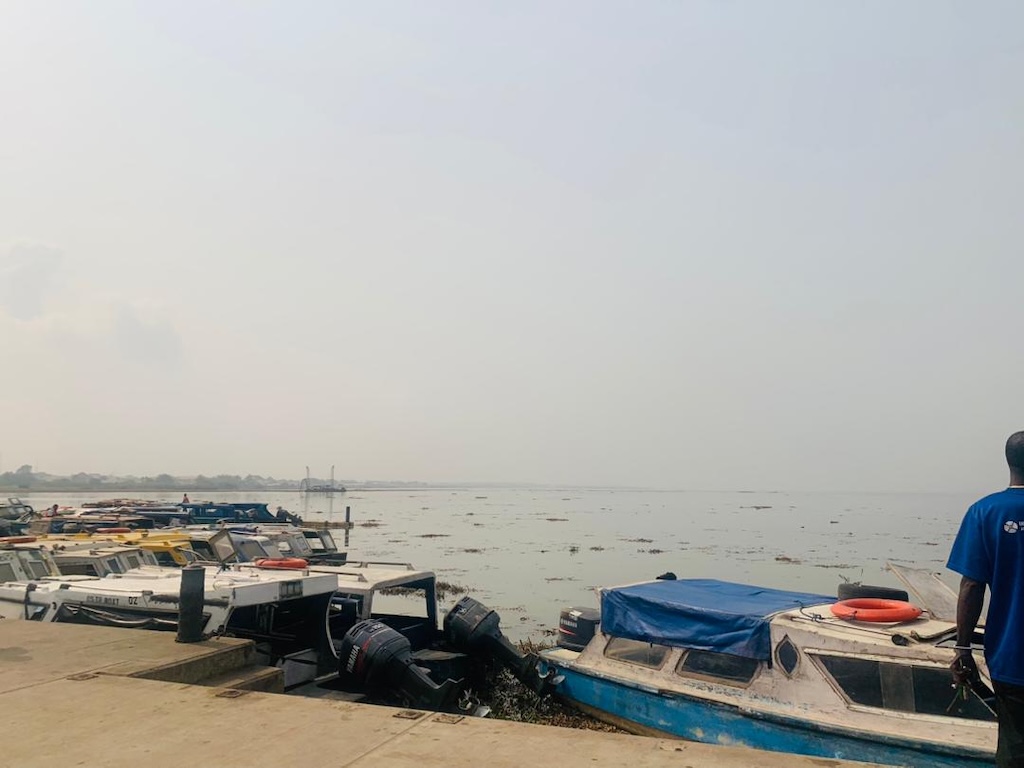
[{"x1": 0, "y1": 465, "x2": 301, "y2": 492}]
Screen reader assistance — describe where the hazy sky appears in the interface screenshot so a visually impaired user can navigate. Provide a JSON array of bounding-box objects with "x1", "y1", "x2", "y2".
[{"x1": 2, "y1": 2, "x2": 1022, "y2": 491}]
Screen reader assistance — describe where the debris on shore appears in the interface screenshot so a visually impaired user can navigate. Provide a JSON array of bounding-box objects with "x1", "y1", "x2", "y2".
[{"x1": 475, "y1": 639, "x2": 625, "y2": 733}]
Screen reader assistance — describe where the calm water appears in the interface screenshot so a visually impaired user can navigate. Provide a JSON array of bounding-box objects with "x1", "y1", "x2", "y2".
[{"x1": 20, "y1": 488, "x2": 975, "y2": 641}]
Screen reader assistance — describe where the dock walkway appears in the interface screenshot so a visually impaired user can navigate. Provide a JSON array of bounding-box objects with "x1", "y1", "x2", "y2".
[{"x1": 0, "y1": 622, "x2": 869, "y2": 767}]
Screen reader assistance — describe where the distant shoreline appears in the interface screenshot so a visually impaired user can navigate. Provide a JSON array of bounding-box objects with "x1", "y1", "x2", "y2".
[
  {"x1": 0, "y1": 487, "x2": 299, "y2": 495},
  {"x1": 1, "y1": 484, "x2": 532, "y2": 494}
]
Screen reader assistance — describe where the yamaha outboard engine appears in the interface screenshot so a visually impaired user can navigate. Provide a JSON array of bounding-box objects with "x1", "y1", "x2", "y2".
[
  {"x1": 444, "y1": 596, "x2": 559, "y2": 694},
  {"x1": 557, "y1": 607, "x2": 600, "y2": 651},
  {"x1": 337, "y1": 620, "x2": 460, "y2": 710}
]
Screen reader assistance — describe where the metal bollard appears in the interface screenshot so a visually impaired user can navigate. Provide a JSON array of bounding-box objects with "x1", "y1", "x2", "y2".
[{"x1": 176, "y1": 564, "x2": 205, "y2": 643}]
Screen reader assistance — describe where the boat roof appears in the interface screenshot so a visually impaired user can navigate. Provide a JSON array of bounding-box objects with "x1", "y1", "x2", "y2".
[
  {"x1": 601, "y1": 578, "x2": 833, "y2": 661},
  {"x1": 2, "y1": 565, "x2": 339, "y2": 605},
  {"x1": 317, "y1": 561, "x2": 435, "y2": 591}
]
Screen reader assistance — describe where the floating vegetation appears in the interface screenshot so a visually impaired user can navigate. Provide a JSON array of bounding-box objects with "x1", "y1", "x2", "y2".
[
  {"x1": 589, "y1": 545, "x2": 605, "y2": 551},
  {"x1": 647, "y1": 548, "x2": 664, "y2": 554},
  {"x1": 625, "y1": 537, "x2": 653, "y2": 543},
  {"x1": 359, "y1": 520, "x2": 383, "y2": 528},
  {"x1": 436, "y1": 580, "x2": 469, "y2": 599},
  {"x1": 740, "y1": 505, "x2": 772, "y2": 510},
  {"x1": 775, "y1": 555, "x2": 802, "y2": 564},
  {"x1": 462, "y1": 547, "x2": 484, "y2": 554},
  {"x1": 545, "y1": 517, "x2": 569, "y2": 522},
  {"x1": 568, "y1": 545, "x2": 579, "y2": 554},
  {"x1": 418, "y1": 533, "x2": 450, "y2": 538},
  {"x1": 380, "y1": 580, "x2": 469, "y2": 600}
]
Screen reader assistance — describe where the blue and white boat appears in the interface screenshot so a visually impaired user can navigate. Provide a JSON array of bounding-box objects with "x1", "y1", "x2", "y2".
[{"x1": 541, "y1": 572, "x2": 996, "y2": 767}]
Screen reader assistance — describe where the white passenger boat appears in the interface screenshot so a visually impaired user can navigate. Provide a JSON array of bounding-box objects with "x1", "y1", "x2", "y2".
[
  {"x1": 0, "y1": 546, "x2": 340, "y2": 688},
  {"x1": 541, "y1": 571, "x2": 996, "y2": 767}
]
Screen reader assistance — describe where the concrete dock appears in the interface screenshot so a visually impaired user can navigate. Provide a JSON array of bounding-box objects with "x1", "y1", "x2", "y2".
[{"x1": 0, "y1": 622, "x2": 869, "y2": 767}]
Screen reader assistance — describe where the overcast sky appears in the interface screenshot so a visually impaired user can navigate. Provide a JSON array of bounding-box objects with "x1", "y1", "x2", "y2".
[{"x1": 1, "y1": 2, "x2": 1022, "y2": 491}]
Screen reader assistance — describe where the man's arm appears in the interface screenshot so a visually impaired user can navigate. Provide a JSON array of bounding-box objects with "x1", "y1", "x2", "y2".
[
  {"x1": 956, "y1": 576, "x2": 985, "y2": 646},
  {"x1": 951, "y1": 576, "x2": 986, "y2": 683}
]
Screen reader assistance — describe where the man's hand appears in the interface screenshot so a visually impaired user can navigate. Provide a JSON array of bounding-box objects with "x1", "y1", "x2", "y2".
[{"x1": 951, "y1": 650, "x2": 979, "y2": 686}]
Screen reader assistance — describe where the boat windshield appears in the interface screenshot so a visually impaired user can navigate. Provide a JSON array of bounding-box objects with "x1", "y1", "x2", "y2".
[
  {"x1": 814, "y1": 654, "x2": 996, "y2": 721},
  {"x1": 235, "y1": 538, "x2": 273, "y2": 562},
  {"x1": 603, "y1": 637, "x2": 671, "y2": 669},
  {"x1": 276, "y1": 536, "x2": 311, "y2": 557}
]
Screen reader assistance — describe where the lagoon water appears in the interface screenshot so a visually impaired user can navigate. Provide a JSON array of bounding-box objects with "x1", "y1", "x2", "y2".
[{"x1": 21, "y1": 488, "x2": 976, "y2": 641}]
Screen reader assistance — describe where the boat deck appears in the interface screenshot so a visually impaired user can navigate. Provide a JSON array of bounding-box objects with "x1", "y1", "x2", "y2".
[{"x1": 0, "y1": 622, "x2": 874, "y2": 767}]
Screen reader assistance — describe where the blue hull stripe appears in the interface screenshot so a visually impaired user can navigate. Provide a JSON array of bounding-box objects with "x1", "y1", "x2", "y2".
[{"x1": 554, "y1": 666, "x2": 994, "y2": 768}]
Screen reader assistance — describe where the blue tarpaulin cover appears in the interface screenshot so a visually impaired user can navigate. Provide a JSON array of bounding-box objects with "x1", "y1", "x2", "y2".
[{"x1": 600, "y1": 579, "x2": 832, "y2": 660}]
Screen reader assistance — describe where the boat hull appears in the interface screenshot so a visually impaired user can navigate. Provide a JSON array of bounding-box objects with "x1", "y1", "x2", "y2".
[{"x1": 552, "y1": 663, "x2": 994, "y2": 768}]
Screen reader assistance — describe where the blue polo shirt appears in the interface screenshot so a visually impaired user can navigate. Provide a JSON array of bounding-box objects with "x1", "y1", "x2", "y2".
[{"x1": 947, "y1": 488, "x2": 1024, "y2": 686}]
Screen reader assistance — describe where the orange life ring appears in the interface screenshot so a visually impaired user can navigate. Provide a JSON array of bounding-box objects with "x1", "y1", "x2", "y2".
[
  {"x1": 831, "y1": 598, "x2": 922, "y2": 623},
  {"x1": 253, "y1": 557, "x2": 308, "y2": 570},
  {"x1": 0, "y1": 536, "x2": 37, "y2": 544}
]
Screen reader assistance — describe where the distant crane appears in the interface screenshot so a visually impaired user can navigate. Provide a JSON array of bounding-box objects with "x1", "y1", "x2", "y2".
[{"x1": 300, "y1": 465, "x2": 346, "y2": 494}]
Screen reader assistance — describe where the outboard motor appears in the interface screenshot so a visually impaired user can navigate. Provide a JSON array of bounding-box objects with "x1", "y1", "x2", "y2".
[
  {"x1": 337, "y1": 620, "x2": 460, "y2": 710},
  {"x1": 557, "y1": 607, "x2": 600, "y2": 651},
  {"x1": 444, "y1": 596, "x2": 559, "y2": 694}
]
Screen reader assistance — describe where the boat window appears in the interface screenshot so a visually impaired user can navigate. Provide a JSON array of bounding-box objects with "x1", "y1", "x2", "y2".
[
  {"x1": 816, "y1": 655, "x2": 996, "y2": 721},
  {"x1": 126, "y1": 555, "x2": 140, "y2": 570},
  {"x1": 59, "y1": 562, "x2": 100, "y2": 577},
  {"x1": 153, "y1": 551, "x2": 177, "y2": 566},
  {"x1": 288, "y1": 536, "x2": 312, "y2": 555},
  {"x1": 603, "y1": 637, "x2": 671, "y2": 669},
  {"x1": 775, "y1": 636, "x2": 799, "y2": 677},
  {"x1": 236, "y1": 539, "x2": 270, "y2": 561},
  {"x1": 106, "y1": 558, "x2": 123, "y2": 574},
  {"x1": 0, "y1": 562, "x2": 17, "y2": 582},
  {"x1": 677, "y1": 650, "x2": 760, "y2": 684},
  {"x1": 210, "y1": 533, "x2": 238, "y2": 563},
  {"x1": 190, "y1": 542, "x2": 214, "y2": 560},
  {"x1": 26, "y1": 559, "x2": 50, "y2": 579}
]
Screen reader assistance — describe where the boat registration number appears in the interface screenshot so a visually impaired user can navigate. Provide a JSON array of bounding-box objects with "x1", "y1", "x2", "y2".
[{"x1": 85, "y1": 595, "x2": 120, "y2": 606}]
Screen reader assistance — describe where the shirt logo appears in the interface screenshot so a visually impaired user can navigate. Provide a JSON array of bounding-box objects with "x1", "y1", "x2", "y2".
[{"x1": 1005, "y1": 520, "x2": 1020, "y2": 534}]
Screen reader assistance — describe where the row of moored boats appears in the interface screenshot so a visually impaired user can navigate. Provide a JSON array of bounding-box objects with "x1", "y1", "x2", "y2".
[{"x1": 0, "y1": 496, "x2": 999, "y2": 767}]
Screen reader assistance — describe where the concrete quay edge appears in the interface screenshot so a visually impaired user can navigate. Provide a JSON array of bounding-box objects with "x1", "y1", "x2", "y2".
[{"x1": 0, "y1": 621, "x2": 871, "y2": 767}]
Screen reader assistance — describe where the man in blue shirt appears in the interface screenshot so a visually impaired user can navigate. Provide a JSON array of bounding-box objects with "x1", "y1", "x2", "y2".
[{"x1": 948, "y1": 431, "x2": 1024, "y2": 767}]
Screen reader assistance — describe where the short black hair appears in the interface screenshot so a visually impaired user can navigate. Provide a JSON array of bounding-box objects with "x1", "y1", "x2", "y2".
[{"x1": 1006, "y1": 432, "x2": 1024, "y2": 471}]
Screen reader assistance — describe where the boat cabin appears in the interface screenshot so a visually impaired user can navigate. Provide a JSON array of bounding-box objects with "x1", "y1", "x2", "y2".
[
  {"x1": 46, "y1": 542, "x2": 161, "y2": 577},
  {"x1": 0, "y1": 545, "x2": 58, "y2": 582},
  {"x1": 325, "y1": 561, "x2": 439, "y2": 649},
  {"x1": 1, "y1": 497, "x2": 34, "y2": 520},
  {"x1": 543, "y1": 577, "x2": 996, "y2": 767}
]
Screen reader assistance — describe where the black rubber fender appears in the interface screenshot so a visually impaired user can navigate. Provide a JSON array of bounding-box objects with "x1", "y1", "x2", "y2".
[{"x1": 837, "y1": 582, "x2": 909, "y2": 602}]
